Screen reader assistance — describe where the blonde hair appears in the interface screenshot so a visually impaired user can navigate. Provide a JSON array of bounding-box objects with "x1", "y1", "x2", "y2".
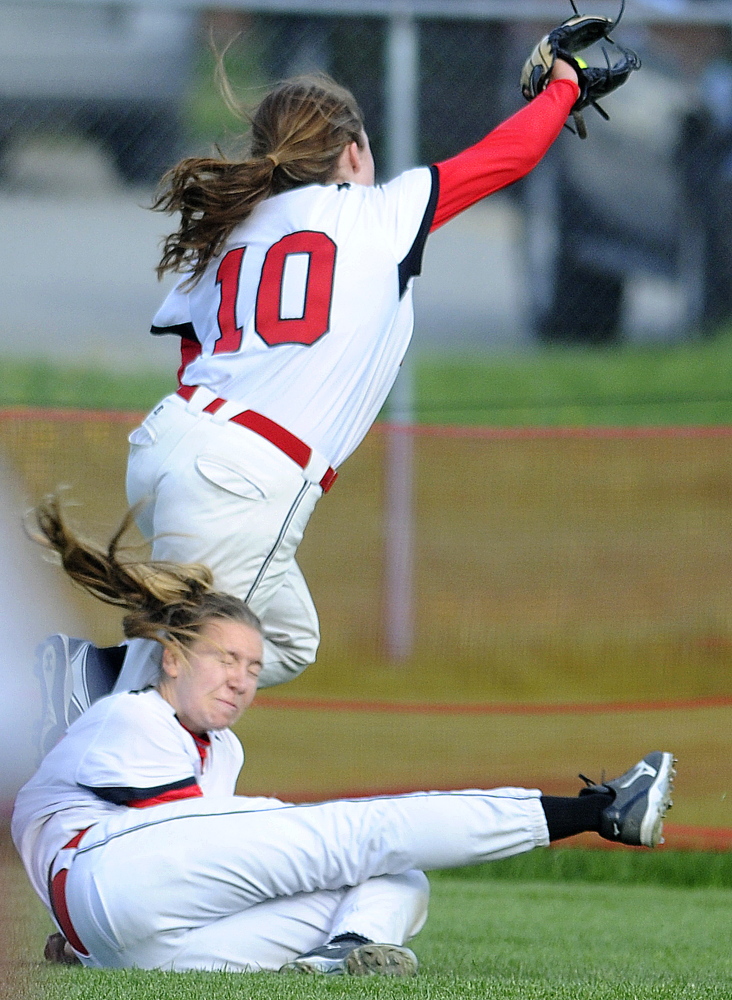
[
  {"x1": 153, "y1": 72, "x2": 365, "y2": 283},
  {"x1": 31, "y1": 496, "x2": 261, "y2": 654}
]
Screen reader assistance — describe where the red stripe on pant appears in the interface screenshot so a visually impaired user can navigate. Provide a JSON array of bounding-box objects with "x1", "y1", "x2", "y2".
[
  {"x1": 48, "y1": 828, "x2": 91, "y2": 958},
  {"x1": 49, "y1": 868, "x2": 90, "y2": 957}
]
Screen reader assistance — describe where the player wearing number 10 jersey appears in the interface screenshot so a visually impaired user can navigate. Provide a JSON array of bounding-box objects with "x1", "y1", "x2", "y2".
[{"x1": 108, "y1": 66, "x2": 581, "y2": 697}]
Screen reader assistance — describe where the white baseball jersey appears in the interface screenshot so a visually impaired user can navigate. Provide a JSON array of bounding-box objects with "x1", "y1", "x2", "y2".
[
  {"x1": 151, "y1": 79, "x2": 579, "y2": 470},
  {"x1": 153, "y1": 168, "x2": 436, "y2": 469},
  {"x1": 12, "y1": 688, "x2": 242, "y2": 908}
]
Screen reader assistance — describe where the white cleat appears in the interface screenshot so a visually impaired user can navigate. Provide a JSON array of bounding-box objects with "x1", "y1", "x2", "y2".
[{"x1": 35, "y1": 634, "x2": 125, "y2": 759}]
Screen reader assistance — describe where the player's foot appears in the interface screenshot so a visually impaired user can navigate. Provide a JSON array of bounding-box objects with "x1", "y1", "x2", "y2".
[
  {"x1": 279, "y1": 939, "x2": 418, "y2": 976},
  {"x1": 580, "y1": 751, "x2": 676, "y2": 848},
  {"x1": 44, "y1": 932, "x2": 81, "y2": 965},
  {"x1": 35, "y1": 634, "x2": 126, "y2": 759}
]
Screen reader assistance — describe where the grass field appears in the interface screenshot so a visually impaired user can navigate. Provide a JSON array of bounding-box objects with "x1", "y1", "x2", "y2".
[
  {"x1": 2, "y1": 353, "x2": 732, "y2": 832},
  {"x1": 3, "y1": 342, "x2": 732, "y2": 996},
  {"x1": 6, "y1": 834, "x2": 732, "y2": 1000}
]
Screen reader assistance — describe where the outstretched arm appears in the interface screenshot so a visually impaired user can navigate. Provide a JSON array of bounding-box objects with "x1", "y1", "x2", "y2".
[{"x1": 430, "y1": 71, "x2": 579, "y2": 232}]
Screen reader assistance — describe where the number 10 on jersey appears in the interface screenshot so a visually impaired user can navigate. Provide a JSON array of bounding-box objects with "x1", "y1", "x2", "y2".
[{"x1": 215, "y1": 230, "x2": 337, "y2": 353}]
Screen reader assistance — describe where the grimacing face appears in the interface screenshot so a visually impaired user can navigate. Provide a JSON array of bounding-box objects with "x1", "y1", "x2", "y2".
[{"x1": 158, "y1": 618, "x2": 263, "y2": 734}]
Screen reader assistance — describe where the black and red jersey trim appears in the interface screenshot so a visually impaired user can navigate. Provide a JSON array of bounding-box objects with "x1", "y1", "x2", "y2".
[
  {"x1": 398, "y1": 165, "x2": 440, "y2": 298},
  {"x1": 128, "y1": 785, "x2": 203, "y2": 809},
  {"x1": 80, "y1": 775, "x2": 201, "y2": 807},
  {"x1": 151, "y1": 320, "x2": 198, "y2": 341},
  {"x1": 176, "y1": 719, "x2": 211, "y2": 767}
]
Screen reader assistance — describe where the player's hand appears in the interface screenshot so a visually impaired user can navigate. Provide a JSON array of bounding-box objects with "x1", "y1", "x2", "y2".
[{"x1": 550, "y1": 58, "x2": 579, "y2": 86}]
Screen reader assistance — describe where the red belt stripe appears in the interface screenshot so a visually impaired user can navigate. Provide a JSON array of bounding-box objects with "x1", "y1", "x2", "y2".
[
  {"x1": 48, "y1": 828, "x2": 91, "y2": 958},
  {"x1": 177, "y1": 386, "x2": 337, "y2": 493}
]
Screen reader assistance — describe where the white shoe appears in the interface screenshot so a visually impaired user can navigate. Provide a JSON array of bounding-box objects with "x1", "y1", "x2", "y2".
[{"x1": 35, "y1": 634, "x2": 124, "y2": 758}]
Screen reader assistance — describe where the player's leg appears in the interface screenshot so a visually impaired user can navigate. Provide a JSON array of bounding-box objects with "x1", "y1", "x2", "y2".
[
  {"x1": 83, "y1": 393, "x2": 325, "y2": 699},
  {"x1": 162, "y1": 888, "x2": 350, "y2": 972},
  {"x1": 64, "y1": 756, "x2": 673, "y2": 969},
  {"x1": 64, "y1": 786, "x2": 547, "y2": 970},
  {"x1": 278, "y1": 870, "x2": 428, "y2": 975},
  {"x1": 161, "y1": 873, "x2": 428, "y2": 973},
  {"x1": 35, "y1": 635, "x2": 126, "y2": 759},
  {"x1": 126, "y1": 399, "x2": 323, "y2": 678},
  {"x1": 126, "y1": 397, "x2": 320, "y2": 597},
  {"x1": 254, "y1": 561, "x2": 319, "y2": 688}
]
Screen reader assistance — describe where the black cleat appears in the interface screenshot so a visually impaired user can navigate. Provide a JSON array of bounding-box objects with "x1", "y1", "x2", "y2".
[
  {"x1": 581, "y1": 751, "x2": 676, "y2": 848},
  {"x1": 279, "y1": 940, "x2": 418, "y2": 976}
]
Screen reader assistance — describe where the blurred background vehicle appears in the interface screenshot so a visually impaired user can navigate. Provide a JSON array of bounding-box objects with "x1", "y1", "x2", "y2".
[
  {"x1": 0, "y1": 1, "x2": 198, "y2": 184},
  {"x1": 518, "y1": 15, "x2": 732, "y2": 344},
  {"x1": 2, "y1": 0, "x2": 732, "y2": 347}
]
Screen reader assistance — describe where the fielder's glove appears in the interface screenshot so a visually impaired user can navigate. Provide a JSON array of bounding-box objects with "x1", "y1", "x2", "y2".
[{"x1": 520, "y1": 0, "x2": 641, "y2": 138}]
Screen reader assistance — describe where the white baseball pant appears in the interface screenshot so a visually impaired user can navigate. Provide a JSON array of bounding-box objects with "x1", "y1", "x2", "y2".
[
  {"x1": 123, "y1": 390, "x2": 327, "y2": 690},
  {"x1": 63, "y1": 788, "x2": 548, "y2": 971}
]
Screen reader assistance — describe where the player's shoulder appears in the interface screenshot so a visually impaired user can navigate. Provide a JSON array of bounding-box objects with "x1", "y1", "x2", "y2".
[
  {"x1": 321, "y1": 167, "x2": 434, "y2": 210},
  {"x1": 224, "y1": 170, "x2": 436, "y2": 255},
  {"x1": 326, "y1": 169, "x2": 437, "y2": 242},
  {"x1": 262, "y1": 170, "x2": 433, "y2": 214},
  {"x1": 371, "y1": 166, "x2": 435, "y2": 207},
  {"x1": 73, "y1": 690, "x2": 191, "y2": 768},
  {"x1": 100, "y1": 686, "x2": 163, "y2": 711},
  {"x1": 71, "y1": 687, "x2": 170, "y2": 733}
]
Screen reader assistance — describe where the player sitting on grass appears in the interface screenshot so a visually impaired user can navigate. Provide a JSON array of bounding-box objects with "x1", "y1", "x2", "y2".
[{"x1": 15, "y1": 499, "x2": 676, "y2": 975}]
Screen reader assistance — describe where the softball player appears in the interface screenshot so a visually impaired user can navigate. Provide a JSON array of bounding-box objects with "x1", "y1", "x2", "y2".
[
  {"x1": 78, "y1": 59, "x2": 581, "y2": 699},
  {"x1": 18, "y1": 501, "x2": 676, "y2": 974}
]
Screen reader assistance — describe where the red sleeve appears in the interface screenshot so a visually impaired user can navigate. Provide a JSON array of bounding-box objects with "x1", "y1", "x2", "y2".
[{"x1": 430, "y1": 79, "x2": 580, "y2": 232}]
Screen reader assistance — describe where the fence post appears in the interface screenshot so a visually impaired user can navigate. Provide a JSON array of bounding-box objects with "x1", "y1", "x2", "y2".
[{"x1": 383, "y1": 9, "x2": 419, "y2": 661}]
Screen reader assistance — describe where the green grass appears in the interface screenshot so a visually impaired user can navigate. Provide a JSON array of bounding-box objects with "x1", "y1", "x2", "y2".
[
  {"x1": 435, "y1": 847, "x2": 732, "y2": 889},
  {"x1": 0, "y1": 360, "x2": 174, "y2": 413},
  {"x1": 415, "y1": 332, "x2": 732, "y2": 426},
  {"x1": 20, "y1": 873, "x2": 732, "y2": 1000},
  {"x1": 5, "y1": 331, "x2": 732, "y2": 423}
]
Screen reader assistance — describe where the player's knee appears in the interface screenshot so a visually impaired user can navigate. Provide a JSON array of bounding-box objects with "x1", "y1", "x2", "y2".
[
  {"x1": 256, "y1": 635, "x2": 319, "y2": 688},
  {"x1": 402, "y1": 869, "x2": 430, "y2": 902},
  {"x1": 401, "y1": 870, "x2": 430, "y2": 939}
]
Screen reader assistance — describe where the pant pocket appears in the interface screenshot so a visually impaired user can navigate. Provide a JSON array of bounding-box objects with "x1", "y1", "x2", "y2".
[
  {"x1": 195, "y1": 455, "x2": 275, "y2": 501},
  {"x1": 128, "y1": 397, "x2": 185, "y2": 448}
]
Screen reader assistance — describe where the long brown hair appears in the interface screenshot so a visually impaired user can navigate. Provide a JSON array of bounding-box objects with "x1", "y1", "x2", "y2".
[
  {"x1": 154, "y1": 71, "x2": 365, "y2": 284},
  {"x1": 31, "y1": 496, "x2": 261, "y2": 653}
]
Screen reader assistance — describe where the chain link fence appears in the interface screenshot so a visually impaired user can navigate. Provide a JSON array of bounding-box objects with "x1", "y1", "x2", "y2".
[
  {"x1": 2, "y1": 1, "x2": 732, "y2": 345},
  {"x1": 1, "y1": 409, "x2": 731, "y2": 841}
]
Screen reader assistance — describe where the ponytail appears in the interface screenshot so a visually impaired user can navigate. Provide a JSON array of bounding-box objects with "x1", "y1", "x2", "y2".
[
  {"x1": 31, "y1": 496, "x2": 261, "y2": 652},
  {"x1": 154, "y1": 72, "x2": 365, "y2": 283}
]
